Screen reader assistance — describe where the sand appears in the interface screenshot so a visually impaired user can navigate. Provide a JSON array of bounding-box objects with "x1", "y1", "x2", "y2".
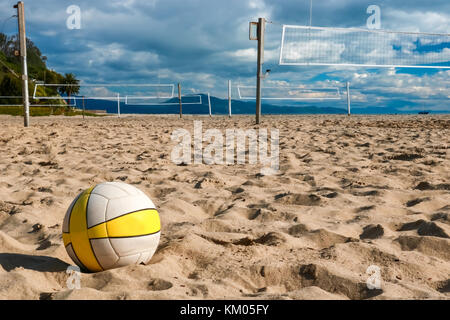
[{"x1": 0, "y1": 114, "x2": 448, "y2": 300}]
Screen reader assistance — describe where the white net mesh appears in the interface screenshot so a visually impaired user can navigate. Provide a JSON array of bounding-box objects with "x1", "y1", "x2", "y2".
[
  {"x1": 280, "y1": 25, "x2": 450, "y2": 69},
  {"x1": 237, "y1": 85, "x2": 342, "y2": 100},
  {"x1": 125, "y1": 94, "x2": 202, "y2": 105}
]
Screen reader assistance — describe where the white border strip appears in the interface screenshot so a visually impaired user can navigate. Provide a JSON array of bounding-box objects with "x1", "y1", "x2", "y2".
[
  {"x1": 33, "y1": 83, "x2": 175, "y2": 99},
  {"x1": 237, "y1": 86, "x2": 342, "y2": 100},
  {"x1": 125, "y1": 95, "x2": 203, "y2": 105}
]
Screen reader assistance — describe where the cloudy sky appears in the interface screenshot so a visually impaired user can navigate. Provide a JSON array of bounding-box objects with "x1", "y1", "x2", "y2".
[{"x1": 1, "y1": 0, "x2": 449, "y2": 112}]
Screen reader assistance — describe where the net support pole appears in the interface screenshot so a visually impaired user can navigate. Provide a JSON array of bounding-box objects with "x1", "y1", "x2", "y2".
[
  {"x1": 256, "y1": 18, "x2": 265, "y2": 124},
  {"x1": 117, "y1": 93, "x2": 121, "y2": 118},
  {"x1": 178, "y1": 83, "x2": 182, "y2": 119},
  {"x1": 346, "y1": 82, "x2": 351, "y2": 116},
  {"x1": 14, "y1": 2, "x2": 30, "y2": 127},
  {"x1": 82, "y1": 96, "x2": 85, "y2": 119},
  {"x1": 208, "y1": 92, "x2": 212, "y2": 117},
  {"x1": 228, "y1": 80, "x2": 232, "y2": 118}
]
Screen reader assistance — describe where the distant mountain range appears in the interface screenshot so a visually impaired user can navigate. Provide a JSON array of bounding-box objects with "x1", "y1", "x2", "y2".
[
  {"x1": 77, "y1": 94, "x2": 442, "y2": 115},
  {"x1": 78, "y1": 94, "x2": 346, "y2": 115}
]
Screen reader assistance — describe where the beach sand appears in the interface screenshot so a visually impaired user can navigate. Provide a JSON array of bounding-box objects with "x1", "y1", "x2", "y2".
[{"x1": 0, "y1": 114, "x2": 448, "y2": 300}]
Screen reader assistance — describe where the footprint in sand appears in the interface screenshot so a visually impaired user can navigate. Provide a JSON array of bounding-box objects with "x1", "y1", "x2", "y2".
[
  {"x1": 231, "y1": 232, "x2": 287, "y2": 247},
  {"x1": 40, "y1": 197, "x2": 54, "y2": 206},
  {"x1": 434, "y1": 280, "x2": 450, "y2": 294},
  {"x1": 275, "y1": 193, "x2": 321, "y2": 206},
  {"x1": 287, "y1": 224, "x2": 309, "y2": 237},
  {"x1": 355, "y1": 205, "x2": 376, "y2": 213},
  {"x1": 405, "y1": 197, "x2": 431, "y2": 208},
  {"x1": 415, "y1": 182, "x2": 450, "y2": 191},
  {"x1": 298, "y1": 263, "x2": 383, "y2": 300},
  {"x1": 148, "y1": 278, "x2": 173, "y2": 291},
  {"x1": 0, "y1": 201, "x2": 21, "y2": 215},
  {"x1": 390, "y1": 153, "x2": 423, "y2": 161},
  {"x1": 398, "y1": 220, "x2": 449, "y2": 238},
  {"x1": 322, "y1": 192, "x2": 339, "y2": 199},
  {"x1": 430, "y1": 213, "x2": 449, "y2": 225},
  {"x1": 352, "y1": 190, "x2": 380, "y2": 197},
  {"x1": 360, "y1": 224, "x2": 384, "y2": 240},
  {"x1": 37, "y1": 187, "x2": 53, "y2": 193},
  {"x1": 396, "y1": 236, "x2": 450, "y2": 260}
]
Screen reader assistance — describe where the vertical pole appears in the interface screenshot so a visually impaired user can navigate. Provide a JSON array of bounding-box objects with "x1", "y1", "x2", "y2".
[
  {"x1": 228, "y1": 80, "x2": 232, "y2": 118},
  {"x1": 208, "y1": 92, "x2": 212, "y2": 117},
  {"x1": 256, "y1": 18, "x2": 265, "y2": 125},
  {"x1": 178, "y1": 83, "x2": 182, "y2": 119},
  {"x1": 82, "y1": 96, "x2": 85, "y2": 119},
  {"x1": 117, "y1": 93, "x2": 120, "y2": 118},
  {"x1": 15, "y1": 2, "x2": 30, "y2": 127},
  {"x1": 347, "y1": 81, "x2": 351, "y2": 116}
]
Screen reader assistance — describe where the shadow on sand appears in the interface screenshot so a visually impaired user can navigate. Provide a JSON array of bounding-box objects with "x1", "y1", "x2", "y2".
[{"x1": 0, "y1": 253, "x2": 69, "y2": 272}]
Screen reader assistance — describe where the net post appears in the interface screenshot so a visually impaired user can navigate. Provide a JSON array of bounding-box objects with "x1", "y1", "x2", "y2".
[
  {"x1": 178, "y1": 83, "x2": 182, "y2": 119},
  {"x1": 255, "y1": 18, "x2": 265, "y2": 124},
  {"x1": 15, "y1": 2, "x2": 30, "y2": 127},
  {"x1": 117, "y1": 93, "x2": 120, "y2": 118},
  {"x1": 208, "y1": 92, "x2": 212, "y2": 117},
  {"x1": 228, "y1": 80, "x2": 232, "y2": 118},
  {"x1": 82, "y1": 96, "x2": 85, "y2": 119},
  {"x1": 346, "y1": 82, "x2": 351, "y2": 116}
]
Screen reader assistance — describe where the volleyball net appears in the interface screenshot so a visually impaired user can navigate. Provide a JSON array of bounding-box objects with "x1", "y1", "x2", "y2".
[
  {"x1": 280, "y1": 25, "x2": 450, "y2": 69},
  {"x1": 237, "y1": 85, "x2": 342, "y2": 100},
  {"x1": 32, "y1": 83, "x2": 176, "y2": 101}
]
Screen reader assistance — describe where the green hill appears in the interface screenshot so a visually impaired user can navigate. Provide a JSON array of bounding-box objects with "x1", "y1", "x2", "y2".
[{"x1": 0, "y1": 32, "x2": 66, "y2": 106}]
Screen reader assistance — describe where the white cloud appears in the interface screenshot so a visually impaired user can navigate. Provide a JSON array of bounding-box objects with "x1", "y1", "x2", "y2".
[
  {"x1": 227, "y1": 47, "x2": 279, "y2": 63},
  {"x1": 283, "y1": 40, "x2": 346, "y2": 63},
  {"x1": 383, "y1": 10, "x2": 450, "y2": 33}
]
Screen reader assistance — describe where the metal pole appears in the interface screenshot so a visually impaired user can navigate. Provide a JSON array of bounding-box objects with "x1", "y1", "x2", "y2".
[
  {"x1": 178, "y1": 83, "x2": 182, "y2": 118},
  {"x1": 256, "y1": 18, "x2": 265, "y2": 125},
  {"x1": 117, "y1": 93, "x2": 120, "y2": 118},
  {"x1": 82, "y1": 96, "x2": 85, "y2": 119},
  {"x1": 346, "y1": 81, "x2": 351, "y2": 116},
  {"x1": 228, "y1": 80, "x2": 232, "y2": 118},
  {"x1": 14, "y1": 2, "x2": 30, "y2": 127},
  {"x1": 208, "y1": 92, "x2": 212, "y2": 117}
]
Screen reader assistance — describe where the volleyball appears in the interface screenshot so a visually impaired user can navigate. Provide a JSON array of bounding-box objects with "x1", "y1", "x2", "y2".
[{"x1": 62, "y1": 182, "x2": 161, "y2": 272}]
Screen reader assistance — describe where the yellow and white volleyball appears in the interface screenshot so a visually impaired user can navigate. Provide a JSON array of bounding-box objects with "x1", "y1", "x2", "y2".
[{"x1": 62, "y1": 182, "x2": 161, "y2": 272}]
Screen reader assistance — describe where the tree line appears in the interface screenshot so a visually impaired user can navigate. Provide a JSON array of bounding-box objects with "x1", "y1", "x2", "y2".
[{"x1": 0, "y1": 32, "x2": 79, "y2": 107}]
